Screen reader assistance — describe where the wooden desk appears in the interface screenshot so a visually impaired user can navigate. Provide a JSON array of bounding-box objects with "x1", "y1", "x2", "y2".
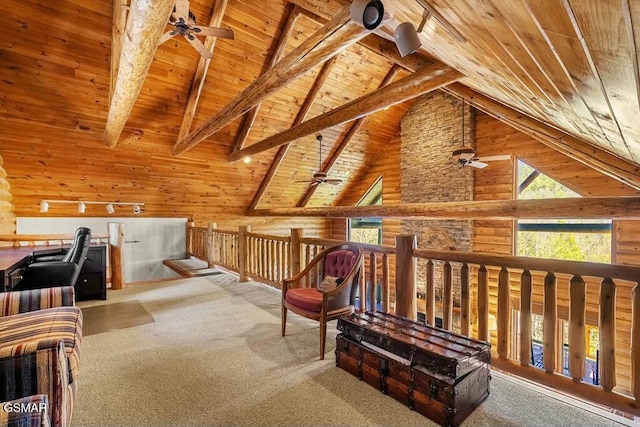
[
  {"x1": 0, "y1": 245, "x2": 107, "y2": 300},
  {"x1": 0, "y1": 247, "x2": 35, "y2": 292}
]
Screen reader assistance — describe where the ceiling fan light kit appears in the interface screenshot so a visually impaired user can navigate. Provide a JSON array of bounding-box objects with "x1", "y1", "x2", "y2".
[
  {"x1": 158, "y1": 0, "x2": 234, "y2": 59},
  {"x1": 298, "y1": 135, "x2": 343, "y2": 186},
  {"x1": 452, "y1": 100, "x2": 511, "y2": 169}
]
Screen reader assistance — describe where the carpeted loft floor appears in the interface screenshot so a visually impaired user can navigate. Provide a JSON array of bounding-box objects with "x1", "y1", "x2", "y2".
[{"x1": 74, "y1": 274, "x2": 633, "y2": 427}]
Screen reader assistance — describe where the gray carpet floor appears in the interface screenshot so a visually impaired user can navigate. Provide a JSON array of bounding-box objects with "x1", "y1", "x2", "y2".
[{"x1": 74, "y1": 274, "x2": 634, "y2": 426}]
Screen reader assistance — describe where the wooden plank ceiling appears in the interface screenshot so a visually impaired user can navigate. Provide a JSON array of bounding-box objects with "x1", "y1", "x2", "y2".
[{"x1": 1, "y1": 0, "x2": 639, "y2": 216}]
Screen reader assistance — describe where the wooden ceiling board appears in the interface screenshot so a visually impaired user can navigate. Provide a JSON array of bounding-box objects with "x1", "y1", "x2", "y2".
[
  {"x1": 567, "y1": 0, "x2": 640, "y2": 161},
  {"x1": 386, "y1": 0, "x2": 639, "y2": 169}
]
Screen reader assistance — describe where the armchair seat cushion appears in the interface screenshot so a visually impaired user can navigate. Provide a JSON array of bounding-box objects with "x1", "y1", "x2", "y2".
[
  {"x1": 285, "y1": 288, "x2": 323, "y2": 313},
  {"x1": 0, "y1": 307, "x2": 82, "y2": 382}
]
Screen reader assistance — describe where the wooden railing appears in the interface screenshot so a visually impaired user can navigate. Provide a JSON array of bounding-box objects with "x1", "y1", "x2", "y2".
[{"x1": 188, "y1": 224, "x2": 640, "y2": 415}]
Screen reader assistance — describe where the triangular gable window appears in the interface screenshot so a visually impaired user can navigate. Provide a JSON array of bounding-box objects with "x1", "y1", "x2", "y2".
[
  {"x1": 349, "y1": 177, "x2": 382, "y2": 245},
  {"x1": 516, "y1": 160, "x2": 610, "y2": 263}
]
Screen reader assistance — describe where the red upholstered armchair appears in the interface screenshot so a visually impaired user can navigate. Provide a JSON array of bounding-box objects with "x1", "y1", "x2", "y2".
[{"x1": 282, "y1": 244, "x2": 363, "y2": 359}]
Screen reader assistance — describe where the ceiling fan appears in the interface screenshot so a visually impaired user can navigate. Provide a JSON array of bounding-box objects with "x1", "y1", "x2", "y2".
[
  {"x1": 158, "y1": 0, "x2": 234, "y2": 59},
  {"x1": 299, "y1": 135, "x2": 343, "y2": 186},
  {"x1": 452, "y1": 147, "x2": 511, "y2": 169},
  {"x1": 451, "y1": 99, "x2": 510, "y2": 169}
]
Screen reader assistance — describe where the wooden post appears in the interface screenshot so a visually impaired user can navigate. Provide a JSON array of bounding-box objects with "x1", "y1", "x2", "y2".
[
  {"x1": 207, "y1": 223, "x2": 217, "y2": 268},
  {"x1": 632, "y1": 284, "x2": 640, "y2": 400},
  {"x1": 520, "y1": 270, "x2": 532, "y2": 366},
  {"x1": 395, "y1": 234, "x2": 417, "y2": 321},
  {"x1": 238, "y1": 226, "x2": 250, "y2": 282},
  {"x1": 290, "y1": 228, "x2": 302, "y2": 277},
  {"x1": 599, "y1": 278, "x2": 617, "y2": 392},
  {"x1": 359, "y1": 268, "x2": 366, "y2": 312},
  {"x1": 443, "y1": 261, "x2": 453, "y2": 330},
  {"x1": 543, "y1": 272, "x2": 557, "y2": 374},
  {"x1": 497, "y1": 267, "x2": 510, "y2": 360},
  {"x1": 477, "y1": 265, "x2": 489, "y2": 342},
  {"x1": 460, "y1": 263, "x2": 470, "y2": 337},
  {"x1": 382, "y1": 254, "x2": 390, "y2": 313},
  {"x1": 569, "y1": 275, "x2": 586, "y2": 382},
  {"x1": 186, "y1": 221, "x2": 195, "y2": 256},
  {"x1": 368, "y1": 252, "x2": 377, "y2": 312},
  {"x1": 108, "y1": 222, "x2": 125, "y2": 290},
  {"x1": 426, "y1": 260, "x2": 435, "y2": 325}
]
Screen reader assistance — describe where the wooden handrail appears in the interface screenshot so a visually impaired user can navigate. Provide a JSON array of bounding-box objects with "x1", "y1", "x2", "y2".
[
  {"x1": 413, "y1": 248, "x2": 640, "y2": 282},
  {"x1": 246, "y1": 232, "x2": 289, "y2": 241}
]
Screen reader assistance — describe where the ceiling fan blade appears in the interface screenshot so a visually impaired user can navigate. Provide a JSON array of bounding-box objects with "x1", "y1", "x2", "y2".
[
  {"x1": 474, "y1": 154, "x2": 511, "y2": 162},
  {"x1": 175, "y1": 0, "x2": 189, "y2": 19},
  {"x1": 310, "y1": 181, "x2": 320, "y2": 187},
  {"x1": 195, "y1": 26, "x2": 234, "y2": 39},
  {"x1": 158, "y1": 30, "x2": 177, "y2": 44},
  {"x1": 468, "y1": 161, "x2": 488, "y2": 169},
  {"x1": 325, "y1": 179, "x2": 343, "y2": 185},
  {"x1": 185, "y1": 35, "x2": 212, "y2": 59}
]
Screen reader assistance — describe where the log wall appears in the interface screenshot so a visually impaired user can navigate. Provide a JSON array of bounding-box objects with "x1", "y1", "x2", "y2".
[{"x1": 474, "y1": 111, "x2": 640, "y2": 394}]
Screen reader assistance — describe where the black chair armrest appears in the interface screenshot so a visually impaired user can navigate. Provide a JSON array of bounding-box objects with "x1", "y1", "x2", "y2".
[
  {"x1": 18, "y1": 262, "x2": 80, "y2": 289},
  {"x1": 33, "y1": 254, "x2": 66, "y2": 263}
]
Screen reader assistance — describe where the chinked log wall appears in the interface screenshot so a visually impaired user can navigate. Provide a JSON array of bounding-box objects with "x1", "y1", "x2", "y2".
[{"x1": 188, "y1": 223, "x2": 640, "y2": 416}]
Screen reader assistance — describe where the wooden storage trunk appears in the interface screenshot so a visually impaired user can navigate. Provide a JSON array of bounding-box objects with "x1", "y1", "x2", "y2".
[{"x1": 336, "y1": 312, "x2": 491, "y2": 427}]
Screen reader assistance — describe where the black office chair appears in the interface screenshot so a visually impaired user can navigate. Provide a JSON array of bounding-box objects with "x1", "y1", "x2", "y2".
[{"x1": 14, "y1": 227, "x2": 92, "y2": 290}]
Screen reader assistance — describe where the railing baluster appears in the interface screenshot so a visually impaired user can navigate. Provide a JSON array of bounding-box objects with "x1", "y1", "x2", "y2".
[
  {"x1": 382, "y1": 253, "x2": 389, "y2": 313},
  {"x1": 359, "y1": 267, "x2": 366, "y2": 312},
  {"x1": 369, "y1": 252, "x2": 377, "y2": 312},
  {"x1": 543, "y1": 272, "x2": 557, "y2": 374},
  {"x1": 426, "y1": 260, "x2": 435, "y2": 326},
  {"x1": 497, "y1": 267, "x2": 510, "y2": 360},
  {"x1": 600, "y1": 278, "x2": 616, "y2": 391},
  {"x1": 520, "y1": 270, "x2": 532, "y2": 366},
  {"x1": 632, "y1": 284, "x2": 640, "y2": 400},
  {"x1": 443, "y1": 261, "x2": 453, "y2": 330},
  {"x1": 460, "y1": 263, "x2": 470, "y2": 337},
  {"x1": 569, "y1": 275, "x2": 586, "y2": 382},
  {"x1": 477, "y1": 265, "x2": 489, "y2": 342}
]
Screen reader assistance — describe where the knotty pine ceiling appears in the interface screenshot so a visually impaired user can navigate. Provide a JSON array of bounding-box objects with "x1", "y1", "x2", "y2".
[{"x1": 1, "y1": 0, "x2": 639, "y2": 219}]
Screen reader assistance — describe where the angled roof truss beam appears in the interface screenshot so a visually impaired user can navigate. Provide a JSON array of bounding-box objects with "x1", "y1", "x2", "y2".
[
  {"x1": 228, "y1": 62, "x2": 463, "y2": 162},
  {"x1": 172, "y1": 4, "x2": 370, "y2": 156},
  {"x1": 104, "y1": 0, "x2": 175, "y2": 148},
  {"x1": 232, "y1": 4, "x2": 302, "y2": 153}
]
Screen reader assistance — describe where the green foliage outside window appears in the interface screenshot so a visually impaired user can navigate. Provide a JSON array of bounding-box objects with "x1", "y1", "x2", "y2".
[{"x1": 517, "y1": 161, "x2": 611, "y2": 263}]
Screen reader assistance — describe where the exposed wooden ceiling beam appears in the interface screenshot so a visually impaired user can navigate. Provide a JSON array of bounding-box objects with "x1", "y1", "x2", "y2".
[
  {"x1": 443, "y1": 83, "x2": 640, "y2": 191},
  {"x1": 286, "y1": 0, "x2": 348, "y2": 20},
  {"x1": 250, "y1": 197, "x2": 640, "y2": 220},
  {"x1": 232, "y1": 5, "x2": 302, "y2": 153},
  {"x1": 296, "y1": 65, "x2": 400, "y2": 207},
  {"x1": 248, "y1": 56, "x2": 339, "y2": 211},
  {"x1": 177, "y1": 0, "x2": 230, "y2": 141},
  {"x1": 228, "y1": 63, "x2": 463, "y2": 162},
  {"x1": 103, "y1": 0, "x2": 174, "y2": 148},
  {"x1": 357, "y1": 34, "x2": 429, "y2": 73},
  {"x1": 109, "y1": 0, "x2": 129, "y2": 104},
  {"x1": 172, "y1": 4, "x2": 368, "y2": 156}
]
